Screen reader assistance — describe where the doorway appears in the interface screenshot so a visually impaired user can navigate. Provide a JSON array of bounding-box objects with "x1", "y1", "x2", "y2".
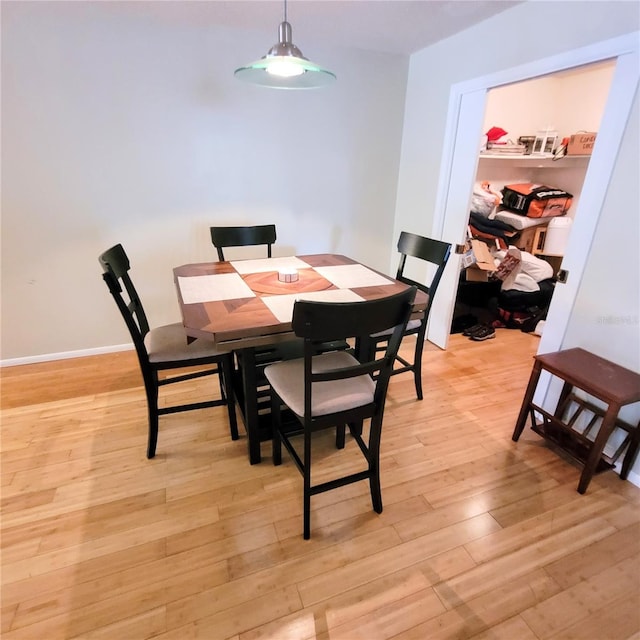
[
  {"x1": 427, "y1": 31, "x2": 640, "y2": 368},
  {"x1": 449, "y1": 61, "x2": 615, "y2": 344}
]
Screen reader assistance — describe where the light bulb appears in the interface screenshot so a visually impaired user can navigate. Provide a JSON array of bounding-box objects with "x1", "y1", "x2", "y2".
[{"x1": 266, "y1": 57, "x2": 305, "y2": 77}]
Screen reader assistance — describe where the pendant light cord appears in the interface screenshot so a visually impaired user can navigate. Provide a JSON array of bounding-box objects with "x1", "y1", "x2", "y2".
[{"x1": 283, "y1": 0, "x2": 288, "y2": 23}]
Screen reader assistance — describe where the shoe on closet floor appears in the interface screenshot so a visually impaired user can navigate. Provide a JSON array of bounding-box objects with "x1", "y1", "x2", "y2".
[
  {"x1": 451, "y1": 314, "x2": 478, "y2": 334},
  {"x1": 462, "y1": 323, "x2": 486, "y2": 337},
  {"x1": 471, "y1": 325, "x2": 496, "y2": 341}
]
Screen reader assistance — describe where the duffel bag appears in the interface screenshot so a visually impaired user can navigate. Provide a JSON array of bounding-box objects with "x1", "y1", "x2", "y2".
[{"x1": 501, "y1": 183, "x2": 573, "y2": 218}]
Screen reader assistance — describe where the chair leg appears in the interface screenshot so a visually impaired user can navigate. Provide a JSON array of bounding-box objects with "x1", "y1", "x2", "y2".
[
  {"x1": 369, "y1": 465, "x2": 383, "y2": 513},
  {"x1": 303, "y1": 429, "x2": 312, "y2": 539},
  {"x1": 145, "y1": 380, "x2": 159, "y2": 459},
  {"x1": 349, "y1": 420, "x2": 363, "y2": 437},
  {"x1": 147, "y1": 411, "x2": 159, "y2": 459},
  {"x1": 336, "y1": 425, "x2": 346, "y2": 449},
  {"x1": 413, "y1": 336, "x2": 425, "y2": 401},
  {"x1": 271, "y1": 392, "x2": 282, "y2": 466},
  {"x1": 368, "y1": 419, "x2": 383, "y2": 513},
  {"x1": 369, "y1": 476, "x2": 382, "y2": 513},
  {"x1": 222, "y1": 355, "x2": 239, "y2": 441}
]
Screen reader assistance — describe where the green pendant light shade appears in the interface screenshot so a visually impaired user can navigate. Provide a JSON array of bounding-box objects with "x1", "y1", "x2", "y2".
[{"x1": 234, "y1": 2, "x2": 336, "y2": 89}]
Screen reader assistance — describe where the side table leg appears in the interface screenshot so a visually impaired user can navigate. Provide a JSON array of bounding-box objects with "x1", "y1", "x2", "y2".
[
  {"x1": 577, "y1": 404, "x2": 620, "y2": 494},
  {"x1": 620, "y1": 420, "x2": 640, "y2": 481},
  {"x1": 554, "y1": 380, "x2": 573, "y2": 419},
  {"x1": 513, "y1": 361, "x2": 542, "y2": 441}
]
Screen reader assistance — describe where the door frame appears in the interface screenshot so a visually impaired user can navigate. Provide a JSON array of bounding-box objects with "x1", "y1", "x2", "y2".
[{"x1": 427, "y1": 31, "x2": 639, "y2": 363}]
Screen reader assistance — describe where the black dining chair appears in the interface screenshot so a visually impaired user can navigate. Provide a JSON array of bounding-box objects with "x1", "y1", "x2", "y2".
[
  {"x1": 265, "y1": 287, "x2": 416, "y2": 539},
  {"x1": 359, "y1": 232, "x2": 451, "y2": 400},
  {"x1": 210, "y1": 223, "x2": 301, "y2": 419},
  {"x1": 209, "y1": 223, "x2": 348, "y2": 431},
  {"x1": 99, "y1": 243, "x2": 238, "y2": 459},
  {"x1": 210, "y1": 224, "x2": 277, "y2": 261}
]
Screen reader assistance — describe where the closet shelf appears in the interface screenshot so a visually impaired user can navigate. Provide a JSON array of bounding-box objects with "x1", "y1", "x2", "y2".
[{"x1": 478, "y1": 154, "x2": 591, "y2": 167}]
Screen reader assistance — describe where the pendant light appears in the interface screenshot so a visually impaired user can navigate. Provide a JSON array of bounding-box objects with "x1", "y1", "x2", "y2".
[{"x1": 234, "y1": 0, "x2": 336, "y2": 89}]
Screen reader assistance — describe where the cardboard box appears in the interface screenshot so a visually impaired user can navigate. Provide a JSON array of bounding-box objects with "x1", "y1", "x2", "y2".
[
  {"x1": 515, "y1": 224, "x2": 547, "y2": 254},
  {"x1": 463, "y1": 239, "x2": 496, "y2": 282},
  {"x1": 567, "y1": 132, "x2": 597, "y2": 156},
  {"x1": 465, "y1": 268, "x2": 491, "y2": 283}
]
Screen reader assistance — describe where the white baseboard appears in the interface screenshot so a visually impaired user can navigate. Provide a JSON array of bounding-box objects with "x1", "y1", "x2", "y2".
[{"x1": 1, "y1": 344, "x2": 133, "y2": 368}]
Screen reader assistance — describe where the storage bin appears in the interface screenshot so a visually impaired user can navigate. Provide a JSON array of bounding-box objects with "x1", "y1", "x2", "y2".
[{"x1": 544, "y1": 217, "x2": 572, "y2": 255}]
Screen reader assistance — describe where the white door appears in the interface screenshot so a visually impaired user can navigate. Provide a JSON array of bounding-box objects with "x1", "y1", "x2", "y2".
[{"x1": 427, "y1": 32, "x2": 640, "y2": 358}]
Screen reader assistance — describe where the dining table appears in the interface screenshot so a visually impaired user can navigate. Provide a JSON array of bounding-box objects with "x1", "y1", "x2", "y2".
[{"x1": 173, "y1": 254, "x2": 425, "y2": 464}]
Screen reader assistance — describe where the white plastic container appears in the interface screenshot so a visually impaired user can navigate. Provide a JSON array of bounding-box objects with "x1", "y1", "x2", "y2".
[{"x1": 544, "y1": 217, "x2": 572, "y2": 255}]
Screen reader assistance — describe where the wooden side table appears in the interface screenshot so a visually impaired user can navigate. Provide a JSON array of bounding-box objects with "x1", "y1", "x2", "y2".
[{"x1": 512, "y1": 348, "x2": 640, "y2": 493}]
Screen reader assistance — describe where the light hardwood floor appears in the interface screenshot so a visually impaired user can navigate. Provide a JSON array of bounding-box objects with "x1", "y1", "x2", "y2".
[{"x1": 2, "y1": 331, "x2": 639, "y2": 639}]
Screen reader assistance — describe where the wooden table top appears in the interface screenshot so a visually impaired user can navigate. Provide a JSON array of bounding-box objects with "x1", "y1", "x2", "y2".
[
  {"x1": 535, "y1": 347, "x2": 640, "y2": 406},
  {"x1": 174, "y1": 254, "x2": 423, "y2": 349}
]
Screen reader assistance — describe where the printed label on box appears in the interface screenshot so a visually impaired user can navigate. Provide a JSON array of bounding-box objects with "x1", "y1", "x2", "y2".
[{"x1": 494, "y1": 253, "x2": 521, "y2": 281}]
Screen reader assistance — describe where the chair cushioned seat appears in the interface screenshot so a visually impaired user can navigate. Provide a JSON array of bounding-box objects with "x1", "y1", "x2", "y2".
[
  {"x1": 144, "y1": 323, "x2": 228, "y2": 363},
  {"x1": 370, "y1": 318, "x2": 421, "y2": 339},
  {"x1": 265, "y1": 351, "x2": 375, "y2": 417}
]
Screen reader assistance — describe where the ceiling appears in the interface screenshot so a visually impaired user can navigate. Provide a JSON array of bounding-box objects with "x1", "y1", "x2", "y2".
[{"x1": 105, "y1": 1, "x2": 522, "y2": 56}]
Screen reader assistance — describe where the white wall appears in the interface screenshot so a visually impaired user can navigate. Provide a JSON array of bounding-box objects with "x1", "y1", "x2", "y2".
[
  {"x1": 482, "y1": 61, "x2": 615, "y2": 144},
  {"x1": 395, "y1": 1, "x2": 639, "y2": 255},
  {"x1": 564, "y1": 91, "x2": 639, "y2": 392},
  {"x1": 397, "y1": 1, "x2": 639, "y2": 479},
  {"x1": 1, "y1": 2, "x2": 408, "y2": 361}
]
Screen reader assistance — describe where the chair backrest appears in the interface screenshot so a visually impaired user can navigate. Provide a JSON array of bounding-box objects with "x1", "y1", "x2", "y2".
[
  {"x1": 98, "y1": 244, "x2": 150, "y2": 366},
  {"x1": 396, "y1": 231, "x2": 451, "y2": 326},
  {"x1": 292, "y1": 287, "x2": 416, "y2": 419},
  {"x1": 210, "y1": 224, "x2": 277, "y2": 261}
]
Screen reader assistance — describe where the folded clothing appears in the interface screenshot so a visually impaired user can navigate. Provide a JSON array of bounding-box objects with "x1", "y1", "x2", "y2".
[
  {"x1": 470, "y1": 211, "x2": 516, "y2": 233},
  {"x1": 469, "y1": 212, "x2": 518, "y2": 247},
  {"x1": 469, "y1": 225, "x2": 508, "y2": 250},
  {"x1": 493, "y1": 209, "x2": 549, "y2": 230}
]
